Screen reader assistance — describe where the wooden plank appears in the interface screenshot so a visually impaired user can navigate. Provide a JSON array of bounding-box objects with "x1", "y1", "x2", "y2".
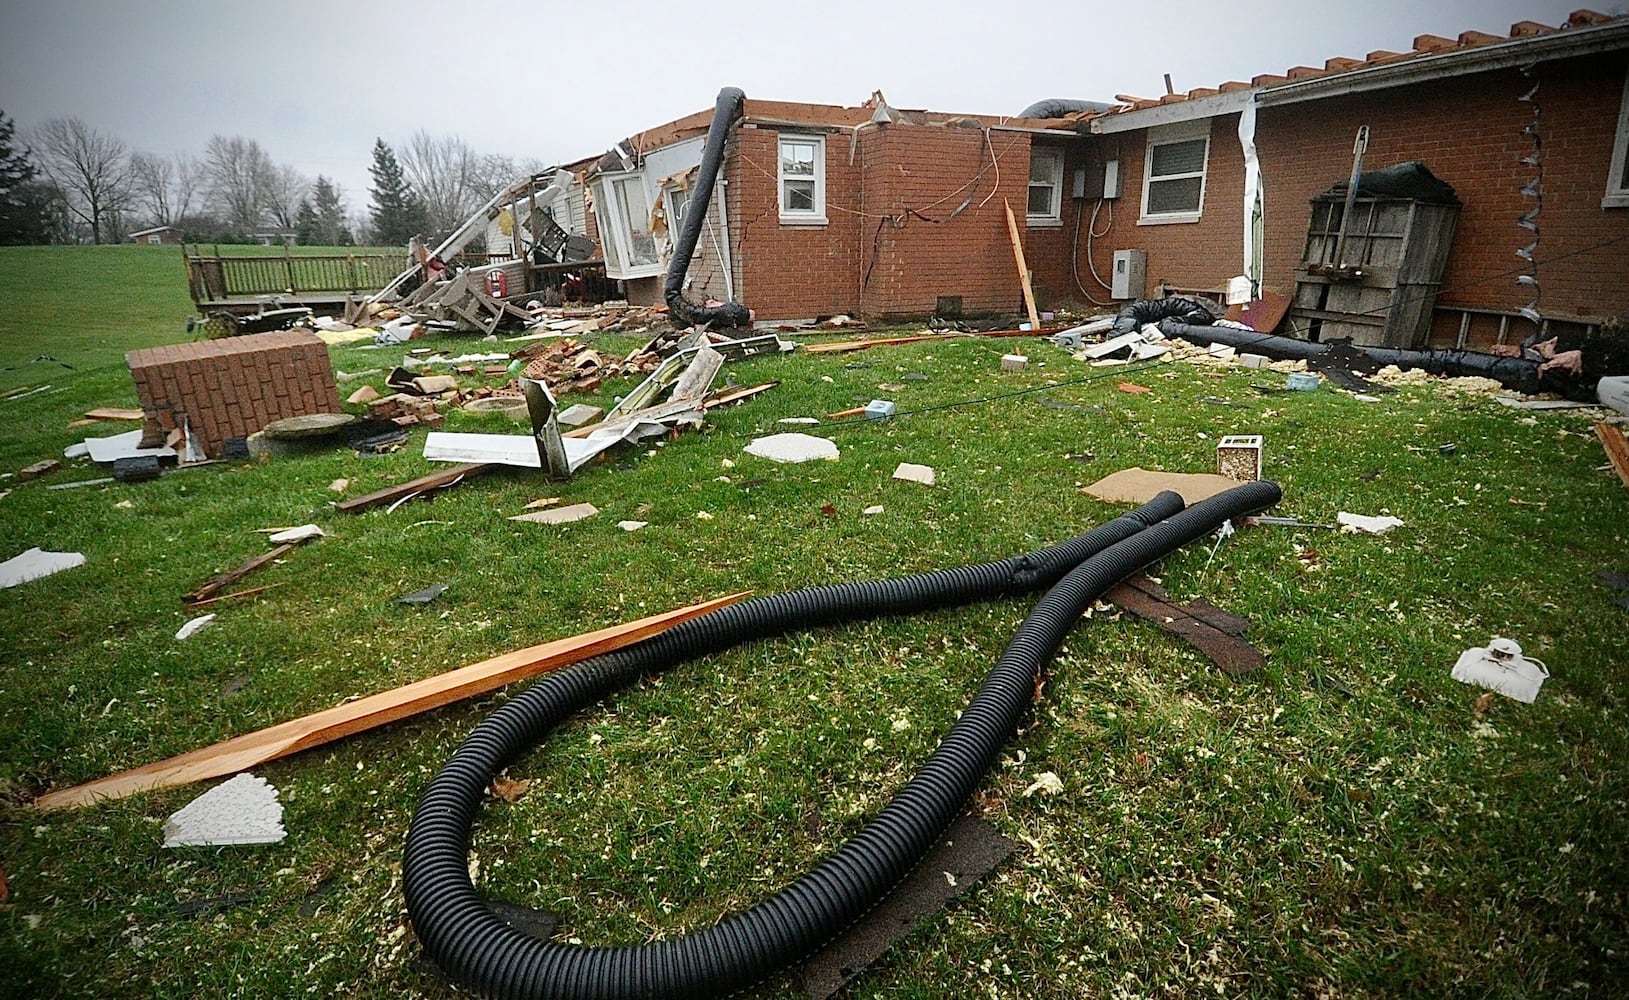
[
  {"x1": 1003, "y1": 199, "x2": 1041, "y2": 332},
  {"x1": 84, "y1": 407, "x2": 145, "y2": 422},
  {"x1": 183, "y1": 544, "x2": 296, "y2": 604},
  {"x1": 702, "y1": 381, "x2": 779, "y2": 409},
  {"x1": 184, "y1": 583, "x2": 284, "y2": 610},
  {"x1": 34, "y1": 591, "x2": 752, "y2": 811},
  {"x1": 1596, "y1": 422, "x2": 1629, "y2": 491},
  {"x1": 335, "y1": 463, "x2": 492, "y2": 514}
]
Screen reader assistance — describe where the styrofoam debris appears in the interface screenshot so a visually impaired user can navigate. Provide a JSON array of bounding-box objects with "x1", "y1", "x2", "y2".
[
  {"x1": 162, "y1": 773, "x2": 285, "y2": 847},
  {"x1": 743, "y1": 433, "x2": 839, "y2": 464},
  {"x1": 0, "y1": 548, "x2": 86, "y2": 589},
  {"x1": 863, "y1": 505, "x2": 884, "y2": 516},
  {"x1": 892, "y1": 463, "x2": 936, "y2": 486},
  {"x1": 176, "y1": 614, "x2": 216, "y2": 640},
  {"x1": 1337, "y1": 512, "x2": 1404, "y2": 535},
  {"x1": 267, "y1": 524, "x2": 325, "y2": 545},
  {"x1": 617, "y1": 520, "x2": 648, "y2": 532},
  {"x1": 777, "y1": 417, "x2": 821, "y2": 425},
  {"x1": 1023, "y1": 771, "x2": 1064, "y2": 797},
  {"x1": 510, "y1": 503, "x2": 598, "y2": 525}
]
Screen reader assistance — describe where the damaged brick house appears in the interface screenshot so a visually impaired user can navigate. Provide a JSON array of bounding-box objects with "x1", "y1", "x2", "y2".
[
  {"x1": 569, "y1": 96, "x2": 1088, "y2": 322},
  {"x1": 1049, "y1": 9, "x2": 1629, "y2": 349},
  {"x1": 549, "y1": 10, "x2": 1626, "y2": 346}
]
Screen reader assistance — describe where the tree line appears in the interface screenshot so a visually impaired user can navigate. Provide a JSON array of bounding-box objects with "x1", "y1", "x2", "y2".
[{"x1": 0, "y1": 110, "x2": 542, "y2": 248}]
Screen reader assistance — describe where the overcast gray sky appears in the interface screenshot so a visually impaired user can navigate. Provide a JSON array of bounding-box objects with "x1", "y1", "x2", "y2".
[{"x1": 0, "y1": 0, "x2": 1607, "y2": 212}]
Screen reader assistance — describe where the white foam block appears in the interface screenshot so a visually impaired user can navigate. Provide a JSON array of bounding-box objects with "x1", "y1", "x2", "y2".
[
  {"x1": 743, "y1": 433, "x2": 839, "y2": 464},
  {"x1": 892, "y1": 463, "x2": 936, "y2": 486},
  {"x1": 162, "y1": 773, "x2": 286, "y2": 847},
  {"x1": 0, "y1": 547, "x2": 87, "y2": 589}
]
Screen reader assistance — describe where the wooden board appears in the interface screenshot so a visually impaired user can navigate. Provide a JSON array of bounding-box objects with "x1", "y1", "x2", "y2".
[
  {"x1": 1003, "y1": 199, "x2": 1041, "y2": 332},
  {"x1": 35, "y1": 591, "x2": 751, "y2": 811},
  {"x1": 335, "y1": 463, "x2": 492, "y2": 514},
  {"x1": 84, "y1": 407, "x2": 145, "y2": 421},
  {"x1": 184, "y1": 544, "x2": 295, "y2": 604},
  {"x1": 1596, "y1": 422, "x2": 1629, "y2": 491},
  {"x1": 1222, "y1": 291, "x2": 1291, "y2": 333}
]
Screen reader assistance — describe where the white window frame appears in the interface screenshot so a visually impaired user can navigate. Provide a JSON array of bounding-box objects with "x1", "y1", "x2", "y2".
[
  {"x1": 777, "y1": 133, "x2": 826, "y2": 226},
  {"x1": 590, "y1": 171, "x2": 663, "y2": 280},
  {"x1": 1139, "y1": 119, "x2": 1211, "y2": 225},
  {"x1": 1605, "y1": 68, "x2": 1629, "y2": 209},
  {"x1": 1026, "y1": 146, "x2": 1064, "y2": 227}
]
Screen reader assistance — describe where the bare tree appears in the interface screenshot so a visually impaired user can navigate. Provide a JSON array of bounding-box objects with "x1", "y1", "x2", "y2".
[
  {"x1": 202, "y1": 135, "x2": 274, "y2": 235},
  {"x1": 31, "y1": 117, "x2": 132, "y2": 243},
  {"x1": 399, "y1": 130, "x2": 485, "y2": 237},
  {"x1": 263, "y1": 163, "x2": 309, "y2": 232},
  {"x1": 131, "y1": 151, "x2": 202, "y2": 229}
]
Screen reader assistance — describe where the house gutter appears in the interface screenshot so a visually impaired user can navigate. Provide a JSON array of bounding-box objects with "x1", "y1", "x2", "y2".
[{"x1": 1257, "y1": 22, "x2": 1629, "y2": 107}]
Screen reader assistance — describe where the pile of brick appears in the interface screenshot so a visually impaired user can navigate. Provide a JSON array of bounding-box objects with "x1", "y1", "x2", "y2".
[
  {"x1": 126, "y1": 331, "x2": 341, "y2": 459},
  {"x1": 364, "y1": 393, "x2": 448, "y2": 429}
]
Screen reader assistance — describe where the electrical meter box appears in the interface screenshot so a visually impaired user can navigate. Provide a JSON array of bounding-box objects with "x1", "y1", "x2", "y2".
[{"x1": 1111, "y1": 249, "x2": 1146, "y2": 300}]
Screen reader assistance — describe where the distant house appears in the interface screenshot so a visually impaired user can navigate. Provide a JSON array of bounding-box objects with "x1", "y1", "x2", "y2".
[
  {"x1": 1054, "y1": 9, "x2": 1629, "y2": 349},
  {"x1": 127, "y1": 225, "x2": 181, "y2": 246},
  {"x1": 574, "y1": 95, "x2": 1083, "y2": 322}
]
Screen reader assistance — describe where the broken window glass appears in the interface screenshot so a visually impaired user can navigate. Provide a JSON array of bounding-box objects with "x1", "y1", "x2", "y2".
[{"x1": 613, "y1": 177, "x2": 658, "y2": 266}]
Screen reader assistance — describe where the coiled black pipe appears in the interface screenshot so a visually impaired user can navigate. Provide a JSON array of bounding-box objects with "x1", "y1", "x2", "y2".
[
  {"x1": 665, "y1": 87, "x2": 752, "y2": 329},
  {"x1": 404, "y1": 483, "x2": 1279, "y2": 998}
]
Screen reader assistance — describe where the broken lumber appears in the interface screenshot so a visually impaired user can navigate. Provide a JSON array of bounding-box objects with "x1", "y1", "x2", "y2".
[
  {"x1": 335, "y1": 462, "x2": 492, "y2": 514},
  {"x1": 84, "y1": 407, "x2": 145, "y2": 422},
  {"x1": 702, "y1": 381, "x2": 779, "y2": 409},
  {"x1": 35, "y1": 590, "x2": 751, "y2": 810},
  {"x1": 184, "y1": 544, "x2": 295, "y2": 604},
  {"x1": 1595, "y1": 422, "x2": 1629, "y2": 491},
  {"x1": 184, "y1": 583, "x2": 284, "y2": 610},
  {"x1": 1003, "y1": 199, "x2": 1041, "y2": 332}
]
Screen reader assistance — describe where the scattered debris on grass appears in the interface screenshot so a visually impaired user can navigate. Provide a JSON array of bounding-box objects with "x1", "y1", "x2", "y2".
[
  {"x1": 266, "y1": 524, "x2": 325, "y2": 545},
  {"x1": 1337, "y1": 512, "x2": 1404, "y2": 535},
  {"x1": 396, "y1": 583, "x2": 448, "y2": 605},
  {"x1": 617, "y1": 520, "x2": 648, "y2": 532},
  {"x1": 0, "y1": 547, "x2": 87, "y2": 589},
  {"x1": 1106, "y1": 572, "x2": 1264, "y2": 675},
  {"x1": 1082, "y1": 468, "x2": 1241, "y2": 505},
  {"x1": 892, "y1": 463, "x2": 935, "y2": 486},
  {"x1": 175, "y1": 614, "x2": 216, "y2": 641},
  {"x1": 162, "y1": 773, "x2": 285, "y2": 848},
  {"x1": 1451, "y1": 637, "x2": 1549, "y2": 703},
  {"x1": 18, "y1": 459, "x2": 59, "y2": 480},
  {"x1": 510, "y1": 503, "x2": 598, "y2": 525},
  {"x1": 744, "y1": 433, "x2": 839, "y2": 464},
  {"x1": 184, "y1": 543, "x2": 296, "y2": 606}
]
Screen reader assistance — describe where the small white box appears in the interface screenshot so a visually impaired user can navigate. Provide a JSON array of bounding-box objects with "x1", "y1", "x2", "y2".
[{"x1": 1216, "y1": 434, "x2": 1263, "y2": 481}]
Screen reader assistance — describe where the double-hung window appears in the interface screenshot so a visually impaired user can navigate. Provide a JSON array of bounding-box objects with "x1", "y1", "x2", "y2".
[
  {"x1": 1140, "y1": 121, "x2": 1210, "y2": 224},
  {"x1": 778, "y1": 134, "x2": 826, "y2": 225},
  {"x1": 1606, "y1": 68, "x2": 1629, "y2": 209},
  {"x1": 1027, "y1": 146, "x2": 1064, "y2": 225}
]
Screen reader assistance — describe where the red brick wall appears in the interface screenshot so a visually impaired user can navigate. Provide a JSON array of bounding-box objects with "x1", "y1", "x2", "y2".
[
  {"x1": 126, "y1": 331, "x2": 341, "y2": 458},
  {"x1": 1079, "y1": 115, "x2": 1249, "y2": 299},
  {"x1": 723, "y1": 122, "x2": 1067, "y2": 321},
  {"x1": 1027, "y1": 141, "x2": 1113, "y2": 311}
]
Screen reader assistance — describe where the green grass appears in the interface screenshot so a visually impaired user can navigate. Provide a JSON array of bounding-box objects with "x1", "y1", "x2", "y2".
[{"x1": 1, "y1": 246, "x2": 1626, "y2": 998}]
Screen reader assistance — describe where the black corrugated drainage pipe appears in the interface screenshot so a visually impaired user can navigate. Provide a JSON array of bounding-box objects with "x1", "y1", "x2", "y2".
[
  {"x1": 665, "y1": 87, "x2": 752, "y2": 329},
  {"x1": 1016, "y1": 98, "x2": 1112, "y2": 119},
  {"x1": 404, "y1": 482, "x2": 1281, "y2": 998}
]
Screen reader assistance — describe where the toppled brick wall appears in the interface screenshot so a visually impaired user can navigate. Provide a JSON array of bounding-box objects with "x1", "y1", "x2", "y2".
[{"x1": 126, "y1": 331, "x2": 341, "y2": 458}]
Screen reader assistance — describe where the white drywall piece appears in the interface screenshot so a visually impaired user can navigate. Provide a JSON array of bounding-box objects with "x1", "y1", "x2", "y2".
[
  {"x1": 0, "y1": 548, "x2": 86, "y2": 589},
  {"x1": 161, "y1": 773, "x2": 286, "y2": 847},
  {"x1": 742, "y1": 433, "x2": 839, "y2": 464}
]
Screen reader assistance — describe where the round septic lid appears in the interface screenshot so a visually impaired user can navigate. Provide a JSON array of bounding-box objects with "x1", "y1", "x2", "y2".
[
  {"x1": 260, "y1": 413, "x2": 357, "y2": 439},
  {"x1": 462, "y1": 395, "x2": 528, "y2": 419}
]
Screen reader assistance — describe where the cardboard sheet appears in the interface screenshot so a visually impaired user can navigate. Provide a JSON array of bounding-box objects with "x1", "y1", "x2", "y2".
[{"x1": 1081, "y1": 467, "x2": 1245, "y2": 505}]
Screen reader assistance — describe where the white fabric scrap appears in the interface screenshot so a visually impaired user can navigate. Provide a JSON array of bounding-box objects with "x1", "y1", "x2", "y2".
[
  {"x1": 1338, "y1": 512, "x2": 1405, "y2": 535},
  {"x1": 742, "y1": 433, "x2": 839, "y2": 464},
  {"x1": 162, "y1": 773, "x2": 286, "y2": 847},
  {"x1": 0, "y1": 547, "x2": 86, "y2": 589},
  {"x1": 175, "y1": 614, "x2": 216, "y2": 640}
]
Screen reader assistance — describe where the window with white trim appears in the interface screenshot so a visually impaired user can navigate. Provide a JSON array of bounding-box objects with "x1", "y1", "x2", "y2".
[
  {"x1": 590, "y1": 172, "x2": 663, "y2": 279},
  {"x1": 1140, "y1": 120, "x2": 1210, "y2": 223},
  {"x1": 778, "y1": 134, "x2": 826, "y2": 224},
  {"x1": 1606, "y1": 68, "x2": 1629, "y2": 209},
  {"x1": 1027, "y1": 146, "x2": 1064, "y2": 225}
]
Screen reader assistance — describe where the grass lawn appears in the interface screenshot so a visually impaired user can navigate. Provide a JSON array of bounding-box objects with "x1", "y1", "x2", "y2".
[{"x1": 0, "y1": 246, "x2": 1625, "y2": 998}]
